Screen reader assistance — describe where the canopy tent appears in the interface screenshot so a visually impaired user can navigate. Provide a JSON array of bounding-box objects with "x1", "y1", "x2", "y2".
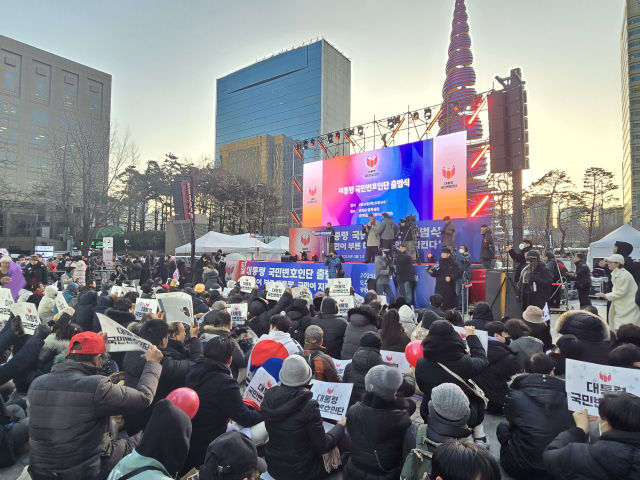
[
  {"x1": 175, "y1": 231, "x2": 270, "y2": 255},
  {"x1": 262, "y1": 236, "x2": 290, "y2": 254},
  {"x1": 587, "y1": 224, "x2": 640, "y2": 268}
]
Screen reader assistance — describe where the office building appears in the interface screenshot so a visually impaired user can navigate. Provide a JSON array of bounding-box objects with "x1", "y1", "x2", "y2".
[
  {"x1": 0, "y1": 34, "x2": 111, "y2": 252},
  {"x1": 215, "y1": 38, "x2": 351, "y2": 226}
]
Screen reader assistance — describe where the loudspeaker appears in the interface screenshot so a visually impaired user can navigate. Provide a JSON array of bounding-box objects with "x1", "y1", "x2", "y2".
[
  {"x1": 484, "y1": 270, "x2": 522, "y2": 320},
  {"x1": 281, "y1": 255, "x2": 297, "y2": 263}
]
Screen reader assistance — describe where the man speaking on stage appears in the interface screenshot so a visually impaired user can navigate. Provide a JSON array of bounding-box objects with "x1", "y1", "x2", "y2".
[{"x1": 362, "y1": 213, "x2": 380, "y2": 263}]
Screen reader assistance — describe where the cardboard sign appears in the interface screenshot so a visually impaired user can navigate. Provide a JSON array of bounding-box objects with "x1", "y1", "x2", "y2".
[
  {"x1": 0, "y1": 288, "x2": 13, "y2": 327},
  {"x1": 310, "y1": 380, "x2": 353, "y2": 421},
  {"x1": 229, "y1": 303, "x2": 248, "y2": 325},
  {"x1": 331, "y1": 358, "x2": 352, "y2": 377},
  {"x1": 55, "y1": 292, "x2": 68, "y2": 313},
  {"x1": 243, "y1": 367, "x2": 276, "y2": 407},
  {"x1": 333, "y1": 295, "x2": 355, "y2": 317},
  {"x1": 328, "y1": 278, "x2": 352, "y2": 296},
  {"x1": 266, "y1": 281, "x2": 286, "y2": 301},
  {"x1": 291, "y1": 286, "x2": 313, "y2": 306},
  {"x1": 110, "y1": 286, "x2": 123, "y2": 297},
  {"x1": 453, "y1": 326, "x2": 488, "y2": 353},
  {"x1": 134, "y1": 299, "x2": 158, "y2": 321},
  {"x1": 238, "y1": 276, "x2": 256, "y2": 293},
  {"x1": 97, "y1": 313, "x2": 151, "y2": 353},
  {"x1": 9, "y1": 303, "x2": 40, "y2": 335},
  {"x1": 380, "y1": 350, "x2": 411, "y2": 373},
  {"x1": 565, "y1": 359, "x2": 640, "y2": 415},
  {"x1": 156, "y1": 292, "x2": 194, "y2": 325}
]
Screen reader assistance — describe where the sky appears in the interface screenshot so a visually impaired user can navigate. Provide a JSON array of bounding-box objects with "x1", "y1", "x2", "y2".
[{"x1": 3, "y1": 0, "x2": 625, "y2": 189}]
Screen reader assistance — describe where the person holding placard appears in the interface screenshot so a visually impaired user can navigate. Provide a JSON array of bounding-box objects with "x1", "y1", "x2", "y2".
[
  {"x1": 0, "y1": 316, "x2": 49, "y2": 387},
  {"x1": 247, "y1": 285, "x2": 293, "y2": 337}
]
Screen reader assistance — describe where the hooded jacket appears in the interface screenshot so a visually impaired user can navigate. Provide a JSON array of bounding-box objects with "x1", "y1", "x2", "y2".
[
  {"x1": 37, "y1": 285, "x2": 57, "y2": 323},
  {"x1": 343, "y1": 346, "x2": 384, "y2": 406},
  {"x1": 202, "y1": 269, "x2": 221, "y2": 291},
  {"x1": 425, "y1": 400, "x2": 472, "y2": 447},
  {"x1": 247, "y1": 290, "x2": 293, "y2": 337},
  {"x1": 75, "y1": 290, "x2": 98, "y2": 333},
  {"x1": 556, "y1": 311, "x2": 611, "y2": 365},
  {"x1": 310, "y1": 297, "x2": 348, "y2": 359},
  {"x1": 603, "y1": 240, "x2": 640, "y2": 284},
  {"x1": 500, "y1": 374, "x2": 575, "y2": 479},
  {"x1": 472, "y1": 338, "x2": 520, "y2": 414},
  {"x1": 341, "y1": 307, "x2": 378, "y2": 360},
  {"x1": 465, "y1": 302, "x2": 493, "y2": 330},
  {"x1": 285, "y1": 299, "x2": 313, "y2": 344},
  {"x1": 398, "y1": 305, "x2": 417, "y2": 335},
  {"x1": 91, "y1": 295, "x2": 115, "y2": 332},
  {"x1": 374, "y1": 255, "x2": 391, "y2": 286},
  {"x1": 261, "y1": 385, "x2": 345, "y2": 480},
  {"x1": 37, "y1": 335, "x2": 71, "y2": 376},
  {"x1": 428, "y1": 257, "x2": 462, "y2": 309}
]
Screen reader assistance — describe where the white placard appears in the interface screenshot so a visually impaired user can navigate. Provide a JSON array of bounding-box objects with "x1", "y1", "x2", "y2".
[
  {"x1": 380, "y1": 350, "x2": 411, "y2": 373},
  {"x1": 97, "y1": 313, "x2": 151, "y2": 353},
  {"x1": 453, "y1": 326, "x2": 488, "y2": 353},
  {"x1": 0, "y1": 288, "x2": 13, "y2": 327},
  {"x1": 331, "y1": 358, "x2": 352, "y2": 377},
  {"x1": 542, "y1": 303, "x2": 551, "y2": 323},
  {"x1": 222, "y1": 288, "x2": 231, "y2": 297},
  {"x1": 134, "y1": 299, "x2": 158, "y2": 321},
  {"x1": 565, "y1": 359, "x2": 640, "y2": 415},
  {"x1": 122, "y1": 285, "x2": 137, "y2": 295},
  {"x1": 110, "y1": 286, "x2": 123, "y2": 297},
  {"x1": 379, "y1": 295, "x2": 388, "y2": 306},
  {"x1": 55, "y1": 292, "x2": 68, "y2": 313},
  {"x1": 156, "y1": 292, "x2": 194, "y2": 325},
  {"x1": 291, "y1": 286, "x2": 313, "y2": 306},
  {"x1": 243, "y1": 367, "x2": 276, "y2": 408},
  {"x1": 9, "y1": 303, "x2": 40, "y2": 335},
  {"x1": 327, "y1": 278, "x2": 352, "y2": 296},
  {"x1": 354, "y1": 293, "x2": 364, "y2": 306},
  {"x1": 238, "y1": 276, "x2": 256, "y2": 293},
  {"x1": 310, "y1": 380, "x2": 353, "y2": 421},
  {"x1": 333, "y1": 295, "x2": 355, "y2": 317},
  {"x1": 229, "y1": 303, "x2": 248, "y2": 325},
  {"x1": 266, "y1": 282, "x2": 286, "y2": 301}
]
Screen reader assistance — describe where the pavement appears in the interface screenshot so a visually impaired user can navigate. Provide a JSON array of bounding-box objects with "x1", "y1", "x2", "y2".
[{"x1": 0, "y1": 299, "x2": 607, "y2": 480}]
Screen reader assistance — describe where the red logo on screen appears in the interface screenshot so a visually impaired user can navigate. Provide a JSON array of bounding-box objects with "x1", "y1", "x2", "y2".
[
  {"x1": 226, "y1": 264, "x2": 235, "y2": 275},
  {"x1": 599, "y1": 372, "x2": 612, "y2": 383},
  {"x1": 301, "y1": 235, "x2": 311, "y2": 246},
  {"x1": 308, "y1": 186, "x2": 316, "y2": 197},
  {"x1": 327, "y1": 388, "x2": 335, "y2": 394},
  {"x1": 366, "y1": 155, "x2": 378, "y2": 168},
  {"x1": 442, "y1": 166, "x2": 456, "y2": 179}
]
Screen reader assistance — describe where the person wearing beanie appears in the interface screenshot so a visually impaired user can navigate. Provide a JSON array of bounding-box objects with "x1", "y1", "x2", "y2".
[
  {"x1": 310, "y1": 296, "x2": 347, "y2": 359},
  {"x1": 198, "y1": 431, "x2": 267, "y2": 480},
  {"x1": 519, "y1": 249, "x2": 554, "y2": 310},
  {"x1": 599, "y1": 240, "x2": 640, "y2": 285},
  {"x1": 522, "y1": 305, "x2": 553, "y2": 350},
  {"x1": 194, "y1": 283, "x2": 206, "y2": 294},
  {"x1": 261, "y1": 355, "x2": 346, "y2": 480},
  {"x1": 303, "y1": 325, "x2": 340, "y2": 382},
  {"x1": 247, "y1": 284, "x2": 293, "y2": 337},
  {"x1": 415, "y1": 321, "x2": 489, "y2": 448},
  {"x1": 286, "y1": 297, "x2": 314, "y2": 344},
  {"x1": 344, "y1": 365, "x2": 412, "y2": 480},
  {"x1": 341, "y1": 305, "x2": 378, "y2": 360}
]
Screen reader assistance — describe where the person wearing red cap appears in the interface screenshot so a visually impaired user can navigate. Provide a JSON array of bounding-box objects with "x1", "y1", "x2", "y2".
[{"x1": 27, "y1": 331, "x2": 164, "y2": 480}]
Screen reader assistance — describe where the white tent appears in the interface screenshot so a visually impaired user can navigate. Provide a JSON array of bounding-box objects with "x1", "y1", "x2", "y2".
[
  {"x1": 587, "y1": 224, "x2": 640, "y2": 267},
  {"x1": 262, "y1": 236, "x2": 290, "y2": 254},
  {"x1": 175, "y1": 231, "x2": 270, "y2": 255}
]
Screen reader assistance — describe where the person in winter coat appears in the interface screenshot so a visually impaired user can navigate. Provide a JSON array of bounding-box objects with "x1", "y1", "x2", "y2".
[
  {"x1": 203, "y1": 266, "x2": 221, "y2": 292},
  {"x1": 286, "y1": 298, "x2": 313, "y2": 345},
  {"x1": 479, "y1": 224, "x2": 495, "y2": 269},
  {"x1": 523, "y1": 305, "x2": 554, "y2": 351},
  {"x1": 596, "y1": 253, "x2": 640, "y2": 331},
  {"x1": 310, "y1": 297, "x2": 348, "y2": 359},
  {"x1": 362, "y1": 213, "x2": 380, "y2": 263},
  {"x1": 324, "y1": 251, "x2": 342, "y2": 280},
  {"x1": 555, "y1": 310, "x2": 611, "y2": 365},
  {"x1": 191, "y1": 254, "x2": 209, "y2": 285},
  {"x1": 124, "y1": 319, "x2": 203, "y2": 436},
  {"x1": 545, "y1": 251, "x2": 563, "y2": 308},
  {"x1": 247, "y1": 285, "x2": 293, "y2": 338},
  {"x1": 472, "y1": 321, "x2": 520, "y2": 414},
  {"x1": 395, "y1": 243, "x2": 415, "y2": 305},
  {"x1": 128, "y1": 256, "x2": 143, "y2": 287},
  {"x1": 505, "y1": 319, "x2": 544, "y2": 371},
  {"x1": 415, "y1": 321, "x2": 489, "y2": 446},
  {"x1": 428, "y1": 247, "x2": 462, "y2": 309},
  {"x1": 37, "y1": 323, "x2": 82, "y2": 376},
  {"x1": 304, "y1": 326, "x2": 341, "y2": 382},
  {"x1": 28, "y1": 331, "x2": 163, "y2": 480},
  {"x1": 465, "y1": 301, "x2": 494, "y2": 330},
  {"x1": 442, "y1": 216, "x2": 456, "y2": 248},
  {"x1": 344, "y1": 332, "x2": 385, "y2": 406},
  {"x1": 155, "y1": 254, "x2": 169, "y2": 283},
  {"x1": 498, "y1": 352, "x2": 574, "y2": 479},
  {"x1": 341, "y1": 305, "x2": 378, "y2": 360},
  {"x1": 379, "y1": 309, "x2": 411, "y2": 352},
  {"x1": 344, "y1": 365, "x2": 412, "y2": 480},
  {"x1": 519, "y1": 250, "x2": 554, "y2": 310},
  {"x1": 75, "y1": 290, "x2": 98, "y2": 333},
  {"x1": 200, "y1": 311, "x2": 250, "y2": 380},
  {"x1": 0, "y1": 256, "x2": 26, "y2": 301},
  {"x1": 105, "y1": 298, "x2": 137, "y2": 329},
  {"x1": 182, "y1": 335, "x2": 264, "y2": 474},
  {"x1": 0, "y1": 317, "x2": 48, "y2": 388},
  {"x1": 37, "y1": 284, "x2": 57, "y2": 323},
  {"x1": 248, "y1": 314, "x2": 302, "y2": 380},
  {"x1": 91, "y1": 294, "x2": 115, "y2": 332},
  {"x1": 543, "y1": 391, "x2": 640, "y2": 480},
  {"x1": 374, "y1": 252, "x2": 396, "y2": 305},
  {"x1": 375, "y1": 213, "x2": 397, "y2": 250},
  {"x1": 598, "y1": 239, "x2": 640, "y2": 285},
  {"x1": 61, "y1": 265, "x2": 77, "y2": 288},
  {"x1": 453, "y1": 245, "x2": 472, "y2": 309},
  {"x1": 508, "y1": 239, "x2": 533, "y2": 282},
  {"x1": 108, "y1": 399, "x2": 191, "y2": 480},
  {"x1": 25, "y1": 282, "x2": 45, "y2": 307},
  {"x1": 398, "y1": 304, "x2": 417, "y2": 335},
  {"x1": 261, "y1": 355, "x2": 346, "y2": 480},
  {"x1": 568, "y1": 252, "x2": 592, "y2": 307},
  {"x1": 71, "y1": 257, "x2": 87, "y2": 287},
  {"x1": 23, "y1": 255, "x2": 48, "y2": 287},
  {"x1": 549, "y1": 334, "x2": 584, "y2": 378}
]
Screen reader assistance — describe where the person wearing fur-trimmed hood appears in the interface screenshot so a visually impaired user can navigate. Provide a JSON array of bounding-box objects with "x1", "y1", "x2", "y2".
[{"x1": 556, "y1": 310, "x2": 611, "y2": 365}]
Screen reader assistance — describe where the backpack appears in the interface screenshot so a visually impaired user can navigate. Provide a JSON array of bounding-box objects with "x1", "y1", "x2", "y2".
[
  {"x1": 400, "y1": 424, "x2": 439, "y2": 480},
  {"x1": 306, "y1": 350, "x2": 324, "y2": 376}
]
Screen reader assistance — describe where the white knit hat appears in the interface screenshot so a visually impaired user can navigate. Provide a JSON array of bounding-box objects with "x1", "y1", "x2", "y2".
[{"x1": 0, "y1": 256, "x2": 11, "y2": 264}]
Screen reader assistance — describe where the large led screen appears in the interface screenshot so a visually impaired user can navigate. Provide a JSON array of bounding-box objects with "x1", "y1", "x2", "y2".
[{"x1": 302, "y1": 131, "x2": 467, "y2": 227}]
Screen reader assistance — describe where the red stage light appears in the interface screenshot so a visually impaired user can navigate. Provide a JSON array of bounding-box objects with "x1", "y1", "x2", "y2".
[
  {"x1": 294, "y1": 146, "x2": 303, "y2": 159},
  {"x1": 470, "y1": 145, "x2": 489, "y2": 168},
  {"x1": 470, "y1": 195, "x2": 490, "y2": 217},
  {"x1": 467, "y1": 98, "x2": 487, "y2": 125},
  {"x1": 335, "y1": 133, "x2": 340, "y2": 141},
  {"x1": 427, "y1": 108, "x2": 444, "y2": 131},
  {"x1": 290, "y1": 211, "x2": 302, "y2": 226},
  {"x1": 317, "y1": 139, "x2": 327, "y2": 153},
  {"x1": 343, "y1": 132, "x2": 355, "y2": 146},
  {"x1": 310, "y1": 139, "x2": 315, "y2": 147},
  {"x1": 390, "y1": 116, "x2": 405, "y2": 139}
]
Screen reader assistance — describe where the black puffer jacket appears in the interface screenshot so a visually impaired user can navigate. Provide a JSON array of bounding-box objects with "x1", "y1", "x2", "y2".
[
  {"x1": 285, "y1": 299, "x2": 313, "y2": 344},
  {"x1": 247, "y1": 290, "x2": 293, "y2": 337},
  {"x1": 523, "y1": 318, "x2": 554, "y2": 351},
  {"x1": 428, "y1": 257, "x2": 462, "y2": 309},
  {"x1": 543, "y1": 427, "x2": 640, "y2": 480},
  {"x1": 310, "y1": 298, "x2": 348, "y2": 359},
  {"x1": 523, "y1": 263, "x2": 554, "y2": 309},
  {"x1": 91, "y1": 295, "x2": 114, "y2": 332},
  {"x1": 343, "y1": 346, "x2": 384, "y2": 406},
  {"x1": 465, "y1": 302, "x2": 493, "y2": 330},
  {"x1": 203, "y1": 269, "x2": 221, "y2": 291},
  {"x1": 344, "y1": 393, "x2": 412, "y2": 480},
  {"x1": 191, "y1": 295, "x2": 209, "y2": 315},
  {"x1": 509, "y1": 246, "x2": 532, "y2": 282},
  {"x1": 555, "y1": 310, "x2": 611, "y2": 365},
  {"x1": 261, "y1": 385, "x2": 345, "y2": 480},
  {"x1": 341, "y1": 307, "x2": 378, "y2": 360},
  {"x1": 472, "y1": 339, "x2": 520, "y2": 414},
  {"x1": 500, "y1": 374, "x2": 574, "y2": 479},
  {"x1": 75, "y1": 290, "x2": 98, "y2": 333}
]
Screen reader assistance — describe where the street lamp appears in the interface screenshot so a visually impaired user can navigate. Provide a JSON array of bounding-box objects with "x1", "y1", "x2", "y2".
[{"x1": 244, "y1": 184, "x2": 263, "y2": 233}]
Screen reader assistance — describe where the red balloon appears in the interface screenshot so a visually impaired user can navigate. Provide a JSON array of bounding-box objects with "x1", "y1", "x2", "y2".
[
  {"x1": 405, "y1": 340, "x2": 423, "y2": 368},
  {"x1": 167, "y1": 388, "x2": 200, "y2": 419}
]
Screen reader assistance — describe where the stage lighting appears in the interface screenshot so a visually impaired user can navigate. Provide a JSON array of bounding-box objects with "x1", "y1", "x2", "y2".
[
  {"x1": 290, "y1": 211, "x2": 302, "y2": 226},
  {"x1": 452, "y1": 102, "x2": 460, "y2": 112},
  {"x1": 413, "y1": 112, "x2": 419, "y2": 121},
  {"x1": 426, "y1": 253, "x2": 434, "y2": 262},
  {"x1": 470, "y1": 144, "x2": 489, "y2": 168},
  {"x1": 390, "y1": 116, "x2": 405, "y2": 139},
  {"x1": 427, "y1": 108, "x2": 443, "y2": 131},
  {"x1": 327, "y1": 134, "x2": 333, "y2": 144},
  {"x1": 387, "y1": 118, "x2": 394, "y2": 128},
  {"x1": 335, "y1": 132, "x2": 340, "y2": 141},
  {"x1": 294, "y1": 144, "x2": 303, "y2": 159},
  {"x1": 348, "y1": 128, "x2": 355, "y2": 136},
  {"x1": 303, "y1": 140, "x2": 308, "y2": 149},
  {"x1": 467, "y1": 97, "x2": 486, "y2": 125},
  {"x1": 424, "y1": 108, "x2": 432, "y2": 121},
  {"x1": 381, "y1": 133, "x2": 388, "y2": 147},
  {"x1": 317, "y1": 139, "x2": 327, "y2": 153},
  {"x1": 310, "y1": 139, "x2": 315, "y2": 147},
  {"x1": 470, "y1": 195, "x2": 490, "y2": 217},
  {"x1": 292, "y1": 178, "x2": 302, "y2": 192},
  {"x1": 357, "y1": 126, "x2": 364, "y2": 136},
  {"x1": 343, "y1": 130, "x2": 355, "y2": 146}
]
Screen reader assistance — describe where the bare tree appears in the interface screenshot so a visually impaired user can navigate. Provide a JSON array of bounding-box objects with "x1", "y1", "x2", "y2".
[{"x1": 581, "y1": 168, "x2": 619, "y2": 244}]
